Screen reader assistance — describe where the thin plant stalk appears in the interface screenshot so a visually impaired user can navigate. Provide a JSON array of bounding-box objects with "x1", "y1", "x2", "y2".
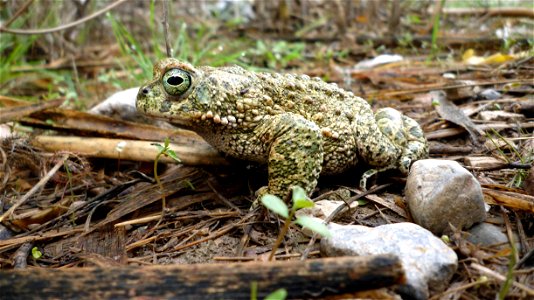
[{"x1": 268, "y1": 209, "x2": 296, "y2": 261}]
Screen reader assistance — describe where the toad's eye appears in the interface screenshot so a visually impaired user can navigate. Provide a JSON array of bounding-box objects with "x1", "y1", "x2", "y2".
[{"x1": 162, "y1": 69, "x2": 191, "y2": 96}]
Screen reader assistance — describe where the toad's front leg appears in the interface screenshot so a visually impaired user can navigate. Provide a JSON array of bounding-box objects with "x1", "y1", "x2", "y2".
[{"x1": 254, "y1": 113, "x2": 324, "y2": 199}]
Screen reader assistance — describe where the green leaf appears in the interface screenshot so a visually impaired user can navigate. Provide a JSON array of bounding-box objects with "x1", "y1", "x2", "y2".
[
  {"x1": 183, "y1": 180, "x2": 195, "y2": 190},
  {"x1": 292, "y1": 186, "x2": 315, "y2": 210},
  {"x1": 357, "y1": 199, "x2": 368, "y2": 206},
  {"x1": 31, "y1": 247, "x2": 42, "y2": 259},
  {"x1": 291, "y1": 186, "x2": 307, "y2": 201},
  {"x1": 261, "y1": 194, "x2": 289, "y2": 218},
  {"x1": 250, "y1": 281, "x2": 258, "y2": 300},
  {"x1": 291, "y1": 186, "x2": 313, "y2": 210},
  {"x1": 264, "y1": 288, "x2": 287, "y2": 300},
  {"x1": 165, "y1": 149, "x2": 181, "y2": 162},
  {"x1": 151, "y1": 143, "x2": 165, "y2": 153},
  {"x1": 295, "y1": 216, "x2": 332, "y2": 238},
  {"x1": 407, "y1": 14, "x2": 421, "y2": 24},
  {"x1": 293, "y1": 197, "x2": 314, "y2": 210}
]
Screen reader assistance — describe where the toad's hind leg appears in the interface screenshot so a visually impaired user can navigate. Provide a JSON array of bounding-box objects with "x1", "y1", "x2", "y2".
[{"x1": 356, "y1": 107, "x2": 427, "y2": 189}]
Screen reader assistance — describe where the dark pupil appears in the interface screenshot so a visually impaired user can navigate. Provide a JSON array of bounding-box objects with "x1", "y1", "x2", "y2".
[{"x1": 167, "y1": 76, "x2": 184, "y2": 86}]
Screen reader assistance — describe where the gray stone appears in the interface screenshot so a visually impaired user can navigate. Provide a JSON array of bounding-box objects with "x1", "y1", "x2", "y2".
[
  {"x1": 405, "y1": 159, "x2": 486, "y2": 235},
  {"x1": 321, "y1": 222, "x2": 458, "y2": 300},
  {"x1": 0, "y1": 224, "x2": 13, "y2": 240},
  {"x1": 479, "y1": 88, "x2": 501, "y2": 100},
  {"x1": 467, "y1": 223, "x2": 508, "y2": 247}
]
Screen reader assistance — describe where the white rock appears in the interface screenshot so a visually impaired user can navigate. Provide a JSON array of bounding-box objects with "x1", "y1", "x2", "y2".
[
  {"x1": 295, "y1": 199, "x2": 358, "y2": 220},
  {"x1": 0, "y1": 124, "x2": 14, "y2": 141},
  {"x1": 405, "y1": 159, "x2": 486, "y2": 235},
  {"x1": 321, "y1": 222, "x2": 457, "y2": 300},
  {"x1": 479, "y1": 89, "x2": 501, "y2": 100},
  {"x1": 354, "y1": 54, "x2": 403, "y2": 70},
  {"x1": 89, "y1": 87, "x2": 140, "y2": 120}
]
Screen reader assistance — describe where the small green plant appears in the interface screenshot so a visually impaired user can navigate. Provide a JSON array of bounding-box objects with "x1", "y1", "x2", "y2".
[
  {"x1": 486, "y1": 129, "x2": 529, "y2": 188},
  {"x1": 250, "y1": 281, "x2": 287, "y2": 300},
  {"x1": 108, "y1": 13, "x2": 155, "y2": 83},
  {"x1": 398, "y1": 32, "x2": 414, "y2": 49},
  {"x1": 31, "y1": 247, "x2": 42, "y2": 259},
  {"x1": 264, "y1": 288, "x2": 287, "y2": 300},
  {"x1": 250, "y1": 40, "x2": 305, "y2": 69},
  {"x1": 498, "y1": 240, "x2": 517, "y2": 300},
  {"x1": 430, "y1": 0, "x2": 446, "y2": 57},
  {"x1": 108, "y1": 10, "x2": 249, "y2": 89},
  {"x1": 152, "y1": 138, "x2": 181, "y2": 210},
  {"x1": 261, "y1": 186, "x2": 331, "y2": 261}
]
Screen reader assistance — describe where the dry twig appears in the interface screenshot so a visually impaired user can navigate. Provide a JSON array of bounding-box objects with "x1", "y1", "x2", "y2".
[
  {"x1": 471, "y1": 263, "x2": 534, "y2": 296},
  {"x1": 0, "y1": 0, "x2": 128, "y2": 35},
  {"x1": 0, "y1": 153, "x2": 69, "y2": 223}
]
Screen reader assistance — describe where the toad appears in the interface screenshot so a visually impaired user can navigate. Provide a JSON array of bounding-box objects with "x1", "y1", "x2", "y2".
[{"x1": 136, "y1": 58, "x2": 428, "y2": 198}]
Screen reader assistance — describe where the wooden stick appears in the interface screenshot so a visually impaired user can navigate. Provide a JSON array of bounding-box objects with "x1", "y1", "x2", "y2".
[
  {"x1": 31, "y1": 135, "x2": 227, "y2": 166},
  {"x1": 0, "y1": 255, "x2": 404, "y2": 299}
]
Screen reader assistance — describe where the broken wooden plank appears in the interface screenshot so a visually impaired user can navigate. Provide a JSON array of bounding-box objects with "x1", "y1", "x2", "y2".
[
  {"x1": 0, "y1": 255, "x2": 404, "y2": 299},
  {"x1": 0, "y1": 98, "x2": 63, "y2": 124},
  {"x1": 22, "y1": 108, "x2": 203, "y2": 144},
  {"x1": 464, "y1": 156, "x2": 507, "y2": 169}
]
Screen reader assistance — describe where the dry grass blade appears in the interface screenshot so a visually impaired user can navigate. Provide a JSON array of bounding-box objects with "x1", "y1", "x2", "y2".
[
  {"x1": 0, "y1": 0, "x2": 128, "y2": 35},
  {"x1": 364, "y1": 193, "x2": 407, "y2": 219},
  {"x1": 471, "y1": 263, "x2": 534, "y2": 296},
  {"x1": 0, "y1": 228, "x2": 84, "y2": 253},
  {"x1": 432, "y1": 91, "x2": 484, "y2": 145},
  {"x1": 0, "y1": 153, "x2": 69, "y2": 223},
  {"x1": 96, "y1": 168, "x2": 204, "y2": 228},
  {"x1": 429, "y1": 279, "x2": 488, "y2": 300}
]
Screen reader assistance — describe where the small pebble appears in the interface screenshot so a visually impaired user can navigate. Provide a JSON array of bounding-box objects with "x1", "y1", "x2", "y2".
[{"x1": 467, "y1": 223, "x2": 508, "y2": 247}]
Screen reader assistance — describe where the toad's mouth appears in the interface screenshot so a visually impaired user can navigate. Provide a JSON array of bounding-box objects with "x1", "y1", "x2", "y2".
[{"x1": 143, "y1": 110, "x2": 199, "y2": 129}]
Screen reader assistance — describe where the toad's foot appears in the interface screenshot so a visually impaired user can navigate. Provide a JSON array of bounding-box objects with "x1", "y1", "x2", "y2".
[
  {"x1": 357, "y1": 107, "x2": 428, "y2": 189},
  {"x1": 359, "y1": 163, "x2": 405, "y2": 190},
  {"x1": 374, "y1": 107, "x2": 427, "y2": 173},
  {"x1": 397, "y1": 113, "x2": 429, "y2": 173}
]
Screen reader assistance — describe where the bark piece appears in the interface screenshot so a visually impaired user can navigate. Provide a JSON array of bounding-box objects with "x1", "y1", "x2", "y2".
[{"x1": 0, "y1": 255, "x2": 404, "y2": 299}]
